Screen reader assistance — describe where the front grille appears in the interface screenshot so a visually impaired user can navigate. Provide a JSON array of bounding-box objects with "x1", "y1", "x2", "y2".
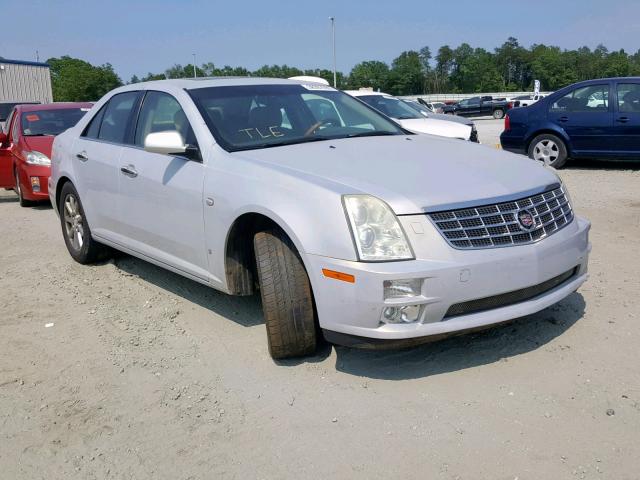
[
  {"x1": 429, "y1": 186, "x2": 573, "y2": 249},
  {"x1": 444, "y1": 267, "x2": 578, "y2": 319}
]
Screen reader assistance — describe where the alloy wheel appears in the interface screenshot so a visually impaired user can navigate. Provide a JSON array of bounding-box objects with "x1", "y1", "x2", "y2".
[
  {"x1": 63, "y1": 194, "x2": 85, "y2": 251},
  {"x1": 532, "y1": 139, "x2": 559, "y2": 165}
]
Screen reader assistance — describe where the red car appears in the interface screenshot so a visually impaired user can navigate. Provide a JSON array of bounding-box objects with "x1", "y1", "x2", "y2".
[{"x1": 0, "y1": 102, "x2": 92, "y2": 206}]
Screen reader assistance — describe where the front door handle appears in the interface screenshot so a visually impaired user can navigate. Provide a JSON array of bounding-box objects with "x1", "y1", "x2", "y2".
[
  {"x1": 616, "y1": 117, "x2": 629, "y2": 123},
  {"x1": 76, "y1": 151, "x2": 88, "y2": 161},
  {"x1": 120, "y1": 165, "x2": 138, "y2": 178}
]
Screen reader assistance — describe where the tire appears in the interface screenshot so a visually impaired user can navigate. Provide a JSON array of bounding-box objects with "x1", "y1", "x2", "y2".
[
  {"x1": 254, "y1": 229, "x2": 317, "y2": 359},
  {"x1": 58, "y1": 182, "x2": 106, "y2": 264},
  {"x1": 493, "y1": 109, "x2": 505, "y2": 119},
  {"x1": 15, "y1": 169, "x2": 33, "y2": 207},
  {"x1": 528, "y1": 133, "x2": 568, "y2": 169}
]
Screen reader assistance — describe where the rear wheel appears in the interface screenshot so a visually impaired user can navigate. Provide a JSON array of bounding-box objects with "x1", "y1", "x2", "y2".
[
  {"x1": 254, "y1": 229, "x2": 317, "y2": 359},
  {"x1": 493, "y1": 109, "x2": 505, "y2": 119},
  {"x1": 59, "y1": 182, "x2": 106, "y2": 264},
  {"x1": 528, "y1": 134, "x2": 568, "y2": 169},
  {"x1": 15, "y1": 169, "x2": 33, "y2": 207}
]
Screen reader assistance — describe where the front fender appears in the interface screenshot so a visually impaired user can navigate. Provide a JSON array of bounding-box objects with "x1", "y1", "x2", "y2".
[{"x1": 203, "y1": 154, "x2": 360, "y2": 287}]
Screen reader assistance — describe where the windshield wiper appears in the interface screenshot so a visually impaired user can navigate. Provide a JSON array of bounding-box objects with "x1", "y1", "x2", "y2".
[
  {"x1": 24, "y1": 133, "x2": 54, "y2": 137},
  {"x1": 233, "y1": 136, "x2": 330, "y2": 151},
  {"x1": 345, "y1": 131, "x2": 399, "y2": 138}
]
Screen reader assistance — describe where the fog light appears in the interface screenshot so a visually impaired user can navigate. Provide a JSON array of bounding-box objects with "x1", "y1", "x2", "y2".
[
  {"x1": 30, "y1": 177, "x2": 40, "y2": 192},
  {"x1": 383, "y1": 278, "x2": 422, "y2": 300},
  {"x1": 381, "y1": 304, "x2": 423, "y2": 324}
]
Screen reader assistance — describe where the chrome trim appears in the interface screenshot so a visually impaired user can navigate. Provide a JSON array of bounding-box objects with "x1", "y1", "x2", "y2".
[
  {"x1": 418, "y1": 182, "x2": 561, "y2": 214},
  {"x1": 427, "y1": 185, "x2": 574, "y2": 250}
]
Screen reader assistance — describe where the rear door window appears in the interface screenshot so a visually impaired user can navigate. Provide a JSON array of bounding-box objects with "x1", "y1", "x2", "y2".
[
  {"x1": 550, "y1": 85, "x2": 609, "y2": 113},
  {"x1": 82, "y1": 105, "x2": 107, "y2": 139},
  {"x1": 616, "y1": 83, "x2": 640, "y2": 113},
  {"x1": 98, "y1": 92, "x2": 139, "y2": 144}
]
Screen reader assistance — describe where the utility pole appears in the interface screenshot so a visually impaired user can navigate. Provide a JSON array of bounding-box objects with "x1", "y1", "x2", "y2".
[
  {"x1": 36, "y1": 50, "x2": 39, "y2": 62},
  {"x1": 329, "y1": 17, "x2": 337, "y2": 88},
  {"x1": 192, "y1": 53, "x2": 197, "y2": 78}
]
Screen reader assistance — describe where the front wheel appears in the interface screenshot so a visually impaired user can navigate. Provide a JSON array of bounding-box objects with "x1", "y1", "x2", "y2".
[
  {"x1": 59, "y1": 182, "x2": 106, "y2": 264},
  {"x1": 493, "y1": 109, "x2": 505, "y2": 119},
  {"x1": 15, "y1": 170, "x2": 33, "y2": 207},
  {"x1": 528, "y1": 134, "x2": 568, "y2": 169},
  {"x1": 254, "y1": 229, "x2": 317, "y2": 359}
]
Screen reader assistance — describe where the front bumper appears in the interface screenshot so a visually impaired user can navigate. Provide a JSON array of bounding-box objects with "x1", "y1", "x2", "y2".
[
  {"x1": 17, "y1": 165, "x2": 50, "y2": 201},
  {"x1": 305, "y1": 215, "x2": 590, "y2": 341}
]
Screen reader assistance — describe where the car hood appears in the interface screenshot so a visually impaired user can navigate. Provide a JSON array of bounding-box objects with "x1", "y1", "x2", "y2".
[
  {"x1": 231, "y1": 134, "x2": 560, "y2": 215},
  {"x1": 424, "y1": 112, "x2": 473, "y2": 126},
  {"x1": 23, "y1": 135, "x2": 54, "y2": 158},
  {"x1": 395, "y1": 117, "x2": 471, "y2": 139}
]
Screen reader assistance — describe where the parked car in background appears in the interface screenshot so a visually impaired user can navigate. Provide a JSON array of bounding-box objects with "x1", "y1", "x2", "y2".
[
  {"x1": 402, "y1": 99, "x2": 479, "y2": 142},
  {"x1": 0, "y1": 101, "x2": 39, "y2": 130},
  {"x1": 50, "y1": 78, "x2": 590, "y2": 359},
  {"x1": 0, "y1": 102, "x2": 92, "y2": 205},
  {"x1": 443, "y1": 96, "x2": 513, "y2": 119},
  {"x1": 511, "y1": 94, "x2": 546, "y2": 108},
  {"x1": 416, "y1": 99, "x2": 446, "y2": 113},
  {"x1": 345, "y1": 90, "x2": 473, "y2": 140},
  {"x1": 500, "y1": 77, "x2": 640, "y2": 168}
]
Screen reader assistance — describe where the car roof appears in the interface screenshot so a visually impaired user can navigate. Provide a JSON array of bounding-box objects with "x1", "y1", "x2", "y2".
[
  {"x1": 111, "y1": 77, "x2": 336, "y2": 95},
  {"x1": 16, "y1": 102, "x2": 93, "y2": 112},
  {"x1": 343, "y1": 90, "x2": 390, "y2": 97},
  {"x1": 576, "y1": 77, "x2": 640, "y2": 84}
]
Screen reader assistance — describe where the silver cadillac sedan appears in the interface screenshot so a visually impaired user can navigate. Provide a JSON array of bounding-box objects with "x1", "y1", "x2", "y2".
[{"x1": 49, "y1": 78, "x2": 591, "y2": 359}]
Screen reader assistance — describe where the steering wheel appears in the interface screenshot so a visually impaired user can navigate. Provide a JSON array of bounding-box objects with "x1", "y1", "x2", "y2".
[{"x1": 304, "y1": 119, "x2": 338, "y2": 137}]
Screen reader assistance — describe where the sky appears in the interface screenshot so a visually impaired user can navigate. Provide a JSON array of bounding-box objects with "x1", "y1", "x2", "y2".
[{"x1": 1, "y1": 0, "x2": 639, "y2": 81}]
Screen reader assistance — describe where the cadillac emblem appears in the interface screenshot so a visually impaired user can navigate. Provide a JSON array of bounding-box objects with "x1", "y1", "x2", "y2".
[{"x1": 517, "y1": 209, "x2": 536, "y2": 231}]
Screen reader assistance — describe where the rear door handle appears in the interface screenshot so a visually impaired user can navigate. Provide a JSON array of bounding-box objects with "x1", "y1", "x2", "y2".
[
  {"x1": 616, "y1": 117, "x2": 629, "y2": 123},
  {"x1": 120, "y1": 165, "x2": 138, "y2": 178},
  {"x1": 559, "y1": 116, "x2": 569, "y2": 123},
  {"x1": 76, "y1": 151, "x2": 88, "y2": 161}
]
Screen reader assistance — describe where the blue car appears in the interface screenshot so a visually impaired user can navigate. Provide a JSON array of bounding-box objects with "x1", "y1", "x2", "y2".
[{"x1": 500, "y1": 77, "x2": 640, "y2": 168}]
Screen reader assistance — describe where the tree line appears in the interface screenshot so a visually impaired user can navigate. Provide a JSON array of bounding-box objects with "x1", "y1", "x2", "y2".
[{"x1": 48, "y1": 38, "x2": 640, "y2": 101}]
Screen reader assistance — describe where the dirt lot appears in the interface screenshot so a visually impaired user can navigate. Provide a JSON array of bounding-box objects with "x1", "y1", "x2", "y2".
[{"x1": 1, "y1": 128, "x2": 640, "y2": 479}]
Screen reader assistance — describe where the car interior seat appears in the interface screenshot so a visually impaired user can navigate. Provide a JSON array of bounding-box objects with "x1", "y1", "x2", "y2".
[
  {"x1": 248, "y1": 105, "x2": 283, "y2": 134},
  {"x1": 622, "y1": 91, "x2": 640, "y2": 112}
]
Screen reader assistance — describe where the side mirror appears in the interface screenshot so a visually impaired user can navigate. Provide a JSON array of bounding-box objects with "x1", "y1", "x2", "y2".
[{"x1": 144, "y1": 131, "x2": 187, "y2": 155}]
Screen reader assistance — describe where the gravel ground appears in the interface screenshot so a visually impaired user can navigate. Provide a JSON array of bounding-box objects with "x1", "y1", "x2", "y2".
[{"x1": 1, "y1": 127, "x2": 640, "y2": 478}]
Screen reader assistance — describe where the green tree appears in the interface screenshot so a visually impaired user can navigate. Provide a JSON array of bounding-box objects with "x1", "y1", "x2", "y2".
[
  {"x1": 141, "y1": 72, "x2": 165, "y2": 81},
  {"x1": 528, "y1": 45, "x2": 578, "y2": 91},
  {"x1": 253, "y1": 65, "x2": 304, "y2": 78},
  {"x1": 47, "y1": 56, "x2": 122, "y2": 101},
  {"x1": 494, "y1": 37, "x2": 530, "y2": 90},
  {"x1": 303, "y1": 68, "x2": 346, "y2": 87},
  {"x1": 387, "y1": 51, "x2": 423, "y2": 95},
  {"x1": 433, "y1": 45, "x2": 455, "y2": 92},
  {"x1": 347, "y1": 61, "x2": 390, "y2": 91},
  {"x1": 165, "y1": 63, "x2": 206, "y2": 79}
]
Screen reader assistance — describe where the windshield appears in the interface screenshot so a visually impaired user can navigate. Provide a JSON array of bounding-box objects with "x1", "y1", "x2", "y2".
[
  {"x1": 189, "y1": 84, "x2": 405, "y2": 152},
  {"x1": 356, "y1": 95, "x2": 423, "y2": 120},
  {"x1": 0, "y1": 104, "x2": 17, "y2": 122},
  {"x1": 402, "y1": 100, "x2": 431, "y2": 117},
  {"x1": 21, "y1": 108, "x2": 89, "y2": 136}
]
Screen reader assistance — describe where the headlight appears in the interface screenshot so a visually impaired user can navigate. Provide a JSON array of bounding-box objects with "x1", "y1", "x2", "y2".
[
  {"x1": 24, "y1": 151, "x2": 51, "y2": 166},
  {"x1": 343, "y1": 195, "x2": 414, "y2": 262}
]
